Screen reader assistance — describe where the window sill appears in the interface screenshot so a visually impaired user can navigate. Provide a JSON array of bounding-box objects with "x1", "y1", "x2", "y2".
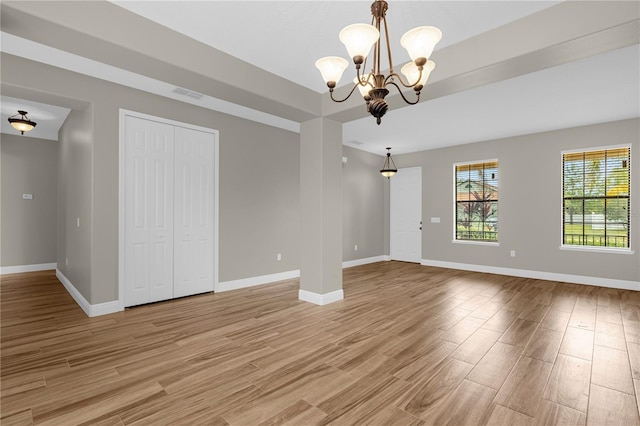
[
  {"x1": 452, "y1": 240, "x2": 500, "y2": 247},
  {"x1": 559, "y1": 245, "x2": 635, "y2": 255}
]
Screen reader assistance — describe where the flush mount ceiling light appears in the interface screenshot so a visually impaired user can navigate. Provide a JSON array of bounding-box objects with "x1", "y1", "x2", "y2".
[
  {"x1": 316, "y1": 0, "x2": 441, "y2": 125},
  {"x1": 380, "y1": 147, "x2": 398, "y2": 178},
  {"x1": 8, "y1": 110, "x2": 37, "y2": 135}
]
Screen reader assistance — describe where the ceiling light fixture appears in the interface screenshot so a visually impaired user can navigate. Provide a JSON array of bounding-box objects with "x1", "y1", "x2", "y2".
[
  {"x1": 8, "y1": 110, "x2": 37, "y2": 135},
  {"x1": 316, "y1": 1, "x2": 441, "y2": 125},
  {"x1": 380, "y1": 147, "x2": 398, "y2": 178}
]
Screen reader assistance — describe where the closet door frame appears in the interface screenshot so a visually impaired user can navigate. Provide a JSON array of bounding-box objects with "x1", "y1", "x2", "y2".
[{"x1": 118, "y1": 109, "x2": 219, "y2": 311}]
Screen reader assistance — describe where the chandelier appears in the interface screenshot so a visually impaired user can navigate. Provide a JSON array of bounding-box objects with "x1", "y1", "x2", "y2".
[
  {"x1": 8, "y1": 110, "x2": 37, "y2": 135},
  {"x1": 315, "y1": 1, "x2": 441, "y2": 125}
]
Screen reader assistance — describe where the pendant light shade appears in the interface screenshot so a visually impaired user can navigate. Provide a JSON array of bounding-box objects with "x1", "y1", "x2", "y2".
[
  {"x1": 380, "y1": 147, "x2": 398, "y2": 178},
  {"x1": 8, "y1": 110, "x2": 37, "y2": 135}
]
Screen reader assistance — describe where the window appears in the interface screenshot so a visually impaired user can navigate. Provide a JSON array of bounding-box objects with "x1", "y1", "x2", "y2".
[
  {"x1": 562, "y1": 147, "x2": 630, "y2": 249},
  {"x1": 455, "y1": 160, "x2": 498, "y2": 242}
]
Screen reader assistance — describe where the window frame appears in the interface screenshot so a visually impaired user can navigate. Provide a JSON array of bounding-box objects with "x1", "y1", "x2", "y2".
[
  {"x1": 560, "y1": 144, "x2": 633, "y2": 254},
  {"x1": 452, "y1": 159, "x2": 500, "y2": 245}
]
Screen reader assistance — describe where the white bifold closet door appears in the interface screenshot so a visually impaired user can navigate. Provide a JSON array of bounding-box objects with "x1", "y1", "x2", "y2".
[
  {"x1": 124, "y1": 116, "x2": 175, "y2": 306},
  {"x1": 173, "y1": 126, "x2": 215, "y2": 298},
  {"x1": 124, "y1": 116, "x2": 214, "y2": 307}
]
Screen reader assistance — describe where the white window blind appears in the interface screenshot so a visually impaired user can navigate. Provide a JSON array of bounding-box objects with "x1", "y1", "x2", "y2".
[
  {"x1": 562, "y1": 147, "x2": 630, "y2": 248},
  {"x1": 455, "y1": 161, "x2": 499, "y2": 242}
]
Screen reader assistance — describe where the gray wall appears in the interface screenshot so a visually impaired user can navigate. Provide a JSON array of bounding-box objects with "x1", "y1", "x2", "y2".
[
  {"x1": 1, "y1": 134, "x2": 57, "y2": 267},
  {"x1": 219, "y1": 120, "x2": 300, "y2": 280},
  {"x1": 396, "y1": 118, "x2": 640, "y2": 282},
  {"x1": 2, "y1": 53, "x2": 301, "y2": 303},
  {"x1": 57, "y1": 106, "x2": 93, "y2": 299},
  {"x1": 342, "y1": 146, "x2": 387, "y2": 261}
]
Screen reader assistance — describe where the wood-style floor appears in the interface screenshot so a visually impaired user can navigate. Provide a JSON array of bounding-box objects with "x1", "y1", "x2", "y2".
[{"x1": 1, "y1": 262, "x2": 639, "y2": 425}]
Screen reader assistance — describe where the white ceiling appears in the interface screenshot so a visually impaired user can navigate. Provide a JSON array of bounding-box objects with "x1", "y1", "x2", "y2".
[
  {"x1": 110, "y1": 1, "x2": 640, "y2": 154},
  {"x1": 2, "y1": 1, "x2": 638, "y2": 154},
  {"x1": 1, "y1": 96, "x2": 71, "y2": 141},
  {"x1": 344, "y1": 45, "x2": 640, "y2": 154},
  {"x1": 113, "y1": 0, "x2": 561, "y2": 94}
]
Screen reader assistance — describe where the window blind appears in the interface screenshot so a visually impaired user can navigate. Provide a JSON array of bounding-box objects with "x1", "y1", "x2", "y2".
[
  {"x1": 455, "y1": 161, "x2": 499, "y2": 241},
  {"x1": 562, "y1": 147, "x2": 630, "y2": 248}
]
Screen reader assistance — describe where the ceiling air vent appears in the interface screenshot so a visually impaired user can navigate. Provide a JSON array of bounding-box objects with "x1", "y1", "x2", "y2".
[{"x1": 172, "y1": 87, "x2": 204, "y2": 100}]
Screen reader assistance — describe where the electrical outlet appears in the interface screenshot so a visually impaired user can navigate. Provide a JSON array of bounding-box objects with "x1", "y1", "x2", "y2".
[
  {"x1": 65, "y1": 257, "x2": 69, "y2": 266},
  {"x1": 76, "y1": 217, "x2": 80, "y2": 227},
  {"x1": 354, "y1": 245, "x2": 358, "y2": 251},
  {"x1": 277, "y1": 253, "x2": 281, "y2": 261},
  {"x1": 510, "y1": 250, "x2": 516, "y2": 257}
]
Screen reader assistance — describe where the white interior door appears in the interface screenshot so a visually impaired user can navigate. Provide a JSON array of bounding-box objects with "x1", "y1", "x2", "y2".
[
  {"x1": 173, "y1": 126, "x2": 215, "y2": 298},
  {"x1": 124, "y1": 116, "x2": 175, "y2": 306},
  {"x1": 390, "y1": 167, "x2": 422, "y2": 263}
]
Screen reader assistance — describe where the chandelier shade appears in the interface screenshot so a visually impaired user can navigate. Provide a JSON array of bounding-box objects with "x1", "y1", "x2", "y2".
[
  {"x1": 316, "y1": 1, "x2": 442, "y2": 125},
  {"x1": 339, "y1": 24, "x2": 380, "y2": 62},
  {"x1": 354, "y1": 76, "x2": 373, "y2": 97},
  {"x1": 315, "y1": 56, "x2": 349, "y2": 88},
  {"x1": 8, "y1": 110, "x2": 37, "y2": 135},
  {"x1": 400, "y1": 26, "x2": 442, "y2": 62},
  {"x1": 401, "y1": 60, "x2": 436, "y2": 88}
]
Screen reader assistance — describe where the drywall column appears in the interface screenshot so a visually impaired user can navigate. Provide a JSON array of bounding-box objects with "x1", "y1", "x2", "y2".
[{"x1": 299, "y1": 117, "x2": 343, "y2": 305}]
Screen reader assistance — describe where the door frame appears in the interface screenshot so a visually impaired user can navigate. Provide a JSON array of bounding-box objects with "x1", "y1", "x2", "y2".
[
  {"x1": 118, "y1": 109, "x2": 219, "y2": 311},
  {"x1": 390, "y1": 166, "x2": 422, "y2": 263}
]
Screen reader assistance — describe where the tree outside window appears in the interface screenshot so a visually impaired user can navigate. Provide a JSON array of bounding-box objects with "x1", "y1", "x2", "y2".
[
  {"x1": 455, "y1": 161, "x2": 498, "y2": 242},
  {"x1": 562, "y1": 147, "x2": 630, "y2": 248}
]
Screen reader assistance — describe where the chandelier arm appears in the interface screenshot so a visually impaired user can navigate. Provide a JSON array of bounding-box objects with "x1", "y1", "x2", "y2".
[
  {"x1": 387, "y1": 81, "x2": 421, "y2": 105},
  {"x1": 384, "y1": 67, "x2": 423, "y2": 89},
  {"x1": 329, "y1": 82, "x2": 362, "y2": 103},
  {"x1": 359, "y1": 71, "x2": 376, "y2": 89}
]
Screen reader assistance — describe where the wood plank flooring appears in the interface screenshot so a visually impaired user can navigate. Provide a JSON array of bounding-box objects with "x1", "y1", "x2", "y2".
[{"x1": 1, "y1": 262, "x2": 639, "y2": 425}]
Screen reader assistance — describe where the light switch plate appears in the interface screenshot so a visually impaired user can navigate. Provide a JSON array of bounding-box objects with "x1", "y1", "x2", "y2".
[{"x1": 22, "y1": 194, "x2": 33, "y2": 200}]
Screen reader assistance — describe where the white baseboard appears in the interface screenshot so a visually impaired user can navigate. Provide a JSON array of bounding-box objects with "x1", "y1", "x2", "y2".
[
  {"x1": 342, "y1": 255, "x2": 390, "y2": 269},
  {"x1": 90, "y1": 300, "x2": 120, "y2": 317},
  {"x1": 216, "y1": 256, "x2": 391, "y2": 293},
  {"x1": 217, "y1": 269, "x2": 300, "y2": 292},
  {"x1": 298, "y1": 289, "x2": 344, "y2": 305},
  {"x1": 56, "y1": 269, "x2": 119, "y2": 317},
  {"x1": 217, "y1": 256, "x2": 391, "y2": 293},
  {"x1": 421, "y1": 259, "x2": 640, "y2": 292},
  {"x1": 1, "y1": 262, "x2": 57, "y2": 275}
]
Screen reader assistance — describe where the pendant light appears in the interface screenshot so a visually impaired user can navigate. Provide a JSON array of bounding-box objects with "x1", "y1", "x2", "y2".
[
  {"x1": 8, "y1": 110, "x2": 37, "y2": 135},
  {"x1": 380, "y1": 147, "x2": 397, "y2": 178}
]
